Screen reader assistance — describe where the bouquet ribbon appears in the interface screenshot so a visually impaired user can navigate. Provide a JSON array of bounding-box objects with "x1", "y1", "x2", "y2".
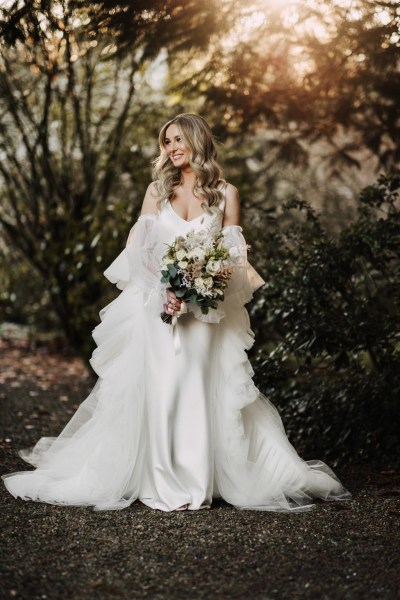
[{"x1": 171, "y1": 300, "x2": 188, "y2": 354}]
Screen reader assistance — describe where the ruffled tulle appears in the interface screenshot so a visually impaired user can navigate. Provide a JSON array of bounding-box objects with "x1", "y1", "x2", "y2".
[
  {"x1": 2, "y1": 208, "x2": 351, "y2": 512},
  {"x1": 2, "y1": 285, "x2": 149, "y2": 510},
  {"x1": 212, "y1": 292, "x2": 351, "y2": 511},
  {"x1": 2, "y1": 216, "x2": 162, "y2": 511}
]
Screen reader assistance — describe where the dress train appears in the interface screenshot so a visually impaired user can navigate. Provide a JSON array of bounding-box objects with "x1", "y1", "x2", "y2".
[{"x1": 2, "y1": 211, "x2": 351, "y2": 511}]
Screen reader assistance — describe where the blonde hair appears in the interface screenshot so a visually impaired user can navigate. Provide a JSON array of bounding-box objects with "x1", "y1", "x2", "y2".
[{"x1": 152, "y1": 113, "x2": 226, "y2": 210}]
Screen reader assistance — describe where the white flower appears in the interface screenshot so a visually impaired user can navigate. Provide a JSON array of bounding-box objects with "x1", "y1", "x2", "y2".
[
  {"x1": 176, "y1": 249, "x2": 187, "y2": 261},
  {"x1": 178, "y1": 260, "x2": 188, "y2": 269},
  {"x1": 194, "y1": 277, "x2": 206, "y2": 290},
  {"x1": 204, "y1": 277, "x2": 213, "y2": 289},
  {"x1": 206, "y1": 259, "x2": 221, "y2": 275},
  {"x1": 192, "y1": 246, "x2": 205, "y2": 260}
]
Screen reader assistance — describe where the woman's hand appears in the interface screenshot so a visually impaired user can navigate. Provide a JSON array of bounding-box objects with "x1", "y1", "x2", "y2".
[{"x1": 163, "y1": 289, "x2": 182, "y2": 316}]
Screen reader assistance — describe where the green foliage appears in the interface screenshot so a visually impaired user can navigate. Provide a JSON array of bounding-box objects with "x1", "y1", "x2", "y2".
[
  {"x1": 251, "y1": 170, "x2": 400, "y2": 464},
  {"x1": 0, "y1": 1, "x2": 225, "y2": 58},
  {"x1": 253, "y1": 354, "x2": 400, "y2": 465},
  {"x1": 0, "y1": 4, "x2": 173, "y2": 356},
  {"x1": 255, "y1": 170, "x2": 400, "y2": 367},
  {"x1": 0, "y1": 247, "x2": 58, "y2": 331},
  {"x1": 186, "y1": 0, "x2": 400, "y2": 171}
]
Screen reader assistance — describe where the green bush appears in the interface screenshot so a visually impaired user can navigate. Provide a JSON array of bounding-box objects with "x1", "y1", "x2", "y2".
[
  {"x1": 253, "y1": 353, "x2": 400, "y2": 465},
  {"x1": 251, "y1": 169, "x2": 400, "y2": 465}
]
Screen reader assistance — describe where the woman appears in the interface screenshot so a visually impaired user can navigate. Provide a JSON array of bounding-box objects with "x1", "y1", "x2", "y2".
[{"x1": 2, "y1": 113, "x2": 351, "y2": 512}]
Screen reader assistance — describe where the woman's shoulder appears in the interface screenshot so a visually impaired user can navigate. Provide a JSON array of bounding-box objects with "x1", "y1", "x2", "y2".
[
  {"x1": 217, "y1": 180, "x2": 239, "y2": 200},
  {"x1": 140, "y1": 181, "x2": 160, "y2": 215},
  {"x1": 146, "y1": 181, "x2": 160, "y2": 198},
  {"x1": 221, "y1": 182, "x2": 240, "y2": 226},
  {"x1": 224, "y1": 182, "x2": 239, "y2": 205}
]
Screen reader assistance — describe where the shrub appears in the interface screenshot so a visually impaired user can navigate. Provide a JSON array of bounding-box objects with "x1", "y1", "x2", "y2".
[{"x1": 251, "y1": 169, "x2": 400, "y2": 464}]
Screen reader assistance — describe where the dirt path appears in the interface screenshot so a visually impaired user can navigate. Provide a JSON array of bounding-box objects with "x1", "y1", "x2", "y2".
[{"x1": 1, "y1": 340, "x2": 399, "y2": 599}]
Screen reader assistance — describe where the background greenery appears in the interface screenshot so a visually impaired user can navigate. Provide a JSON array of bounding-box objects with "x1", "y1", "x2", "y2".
[{"x1": 1, "y1": 0, "x2": 399, "y2": 465}]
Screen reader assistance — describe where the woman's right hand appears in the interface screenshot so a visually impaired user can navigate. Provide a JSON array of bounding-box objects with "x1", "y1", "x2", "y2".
[{"x1": 163, "y1": 289, "x2": 182, "y2": 316}]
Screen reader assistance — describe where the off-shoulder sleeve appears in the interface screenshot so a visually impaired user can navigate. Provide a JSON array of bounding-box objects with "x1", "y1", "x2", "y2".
[
  {"x1": 104, "y1": 214, "x2": 167, "y2": 308},
  {"x1": 222, "y1": 225, "x2": 265, "y2": 303}
]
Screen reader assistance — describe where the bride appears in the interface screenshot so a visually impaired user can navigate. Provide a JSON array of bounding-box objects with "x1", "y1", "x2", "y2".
[{"x1": 2, "y1": 113, "x2": 351, "y2": 512}]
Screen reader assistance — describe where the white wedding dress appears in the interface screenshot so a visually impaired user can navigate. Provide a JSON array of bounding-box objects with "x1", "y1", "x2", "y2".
[{"x1": 2, "y1": 189, "x2": 351, "y2": 512}]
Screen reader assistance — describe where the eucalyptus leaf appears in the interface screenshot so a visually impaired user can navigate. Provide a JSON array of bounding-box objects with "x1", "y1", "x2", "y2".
[{"x1": 167, "y1": 264, "x2": 177, "y2": 278}]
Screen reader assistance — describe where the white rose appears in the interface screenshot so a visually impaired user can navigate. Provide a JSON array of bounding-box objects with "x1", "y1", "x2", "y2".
[
  {"x1": 206, "y1": 259, "x2": 221, "y2": 275},
  {"x1": 178, "y1": 260, "x2": 188, "y2": 269},
  {"x1": 194, "y1": 277, "x2": 206, "y2": 290},
  {"x1": 176, "y1": 249, "x2": 187, "y2": 260},
  {"x1": 204, "y1": 277, "x2": 213, "y2": 289},
  {"x1": 193, "y1": 247, "x2": 205, "y2": 260}
]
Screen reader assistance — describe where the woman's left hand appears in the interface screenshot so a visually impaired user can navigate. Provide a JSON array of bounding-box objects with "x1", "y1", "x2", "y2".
[{"x1": 164, "y1": 289, "x2": 182, "y2": 316}]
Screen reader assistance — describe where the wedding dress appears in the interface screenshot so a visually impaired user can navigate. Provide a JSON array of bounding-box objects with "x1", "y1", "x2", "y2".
[{"x1": 2, "y1": 188, "x2": 351, "y2": 512}]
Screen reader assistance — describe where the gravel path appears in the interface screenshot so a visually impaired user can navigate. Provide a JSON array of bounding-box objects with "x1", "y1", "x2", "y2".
[{"x1": 1, "y1": 340, "x2": 399, "y2": 600}]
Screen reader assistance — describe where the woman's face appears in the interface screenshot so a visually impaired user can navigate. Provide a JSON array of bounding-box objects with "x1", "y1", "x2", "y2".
[{"x1": 164, "y1": 123, "x2": 191, "y2": 169}]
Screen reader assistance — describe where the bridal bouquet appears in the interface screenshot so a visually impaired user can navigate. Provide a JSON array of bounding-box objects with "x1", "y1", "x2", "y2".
[{"x1": 160, "y1": 228, "x2": 239, "y2": 324}]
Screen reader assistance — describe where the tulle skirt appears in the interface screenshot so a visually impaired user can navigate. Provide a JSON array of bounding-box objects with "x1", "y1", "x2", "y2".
[{"x1": 2, "y1": 278, "x2": 351, "y2": 512}]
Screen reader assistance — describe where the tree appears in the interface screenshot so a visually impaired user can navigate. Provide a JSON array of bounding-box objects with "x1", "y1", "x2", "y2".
[
  {"x1": 182, "y1": 0, "x2": 400, "y2": 171},
  {"x1": 0, "y1": 0, "x2": 229, "y2": 57},
  {"x1": 0, "y1": 15, "x2": 135, "y2": 353},
  {"x1": 0, "y1": 0, "x2": 227, "y2": 355}
]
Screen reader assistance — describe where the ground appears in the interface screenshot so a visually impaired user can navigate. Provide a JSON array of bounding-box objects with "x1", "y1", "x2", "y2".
[{"x1": 0, "y1": 338, "x2": 399, "y2": 600}]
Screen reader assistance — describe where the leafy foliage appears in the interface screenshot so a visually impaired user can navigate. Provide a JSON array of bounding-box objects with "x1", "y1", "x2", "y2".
[
  {"x1": 0, "y1": 1, "x2": 220, "y2": 356},
  {"x1": 183, "y1": 0, "x2": 400, "y2": 170},
  {"x1": 0, "y1": 0, "x2": 226, "y2": 58},
  {"x1": 251, "y1": 170, "x2": 400, "y2": 464},
  {"x1": 253, "y1": 355, "x2": 400, "y2": 465},
  {"x1": 254, "y1": 170, "x2": 400, "y2": 367}
]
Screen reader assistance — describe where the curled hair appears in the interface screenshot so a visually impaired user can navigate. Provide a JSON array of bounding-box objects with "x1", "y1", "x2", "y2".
[{"x1": 152, "y1": 113, "x2": 226, "y2": 210}]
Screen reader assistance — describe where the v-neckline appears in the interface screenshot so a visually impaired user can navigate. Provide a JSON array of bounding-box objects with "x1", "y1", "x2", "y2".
[{"x1": 168, "y1": 200, "x2": 205, "y2": 223}]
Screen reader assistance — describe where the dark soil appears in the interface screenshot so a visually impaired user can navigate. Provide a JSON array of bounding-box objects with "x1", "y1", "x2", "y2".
[{"x1": 1, "y1": 339, "x2": 399, "y2": 600}]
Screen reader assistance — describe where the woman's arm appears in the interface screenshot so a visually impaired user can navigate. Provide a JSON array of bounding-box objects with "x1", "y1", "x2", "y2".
[
  {"x1": 139, "y1": 182, "x2": 181, "y2": 315},
  {"x1": 222, "y1": 183, "x2": 240, "y2": 227},
  {"x1": 140, "y1": 182, "x2": 159, "y2": 215}
]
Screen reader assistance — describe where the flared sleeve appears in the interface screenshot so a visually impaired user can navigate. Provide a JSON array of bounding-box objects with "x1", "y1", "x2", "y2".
[
  {"x1": 103, "y1": 214, "x2": 167, "y2": 310},
  {"x1": 222, "y1": 225, "x2": 265, "y2": 303}
]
